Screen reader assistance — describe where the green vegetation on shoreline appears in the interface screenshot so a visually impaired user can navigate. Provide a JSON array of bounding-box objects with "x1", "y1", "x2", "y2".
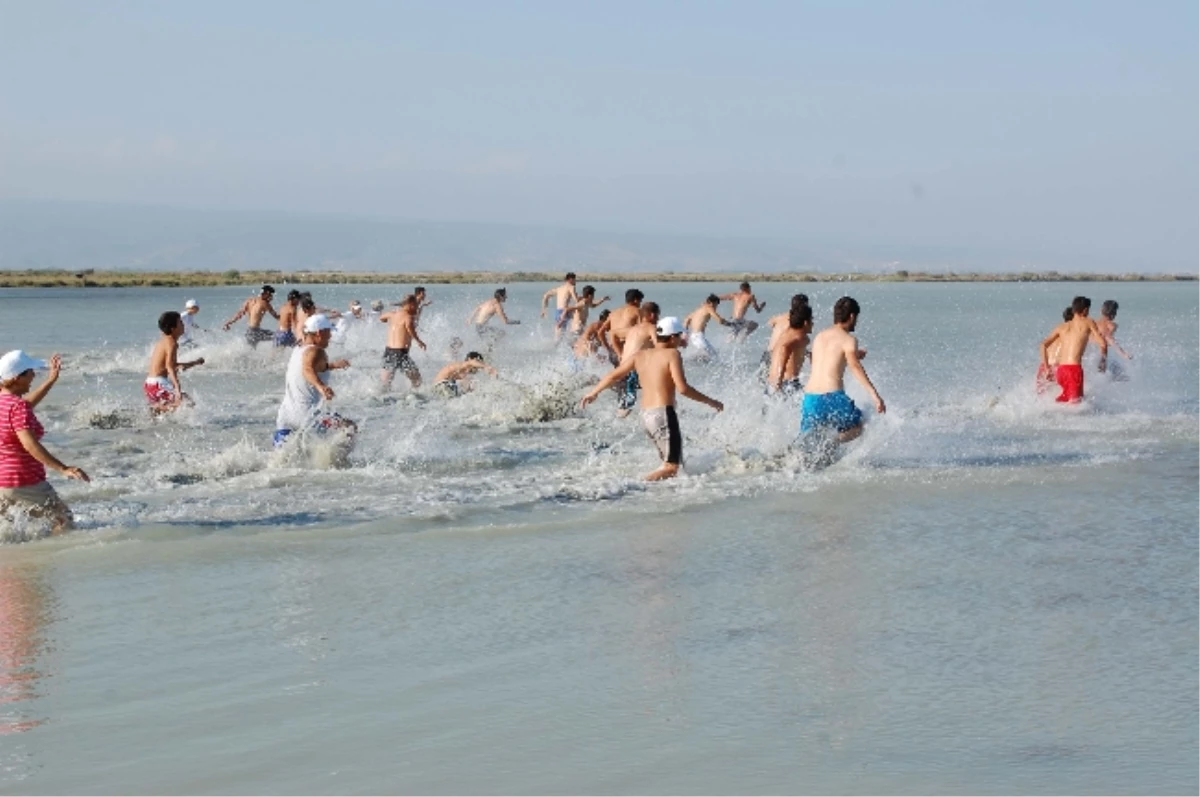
[{"x1": 0, "y1": 268, "x2": 1194, "y2": 289}]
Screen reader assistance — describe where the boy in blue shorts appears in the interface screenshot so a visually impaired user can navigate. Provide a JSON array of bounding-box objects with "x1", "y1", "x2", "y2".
[{"x1": 801, "y1": 296, "x2": 885, "y2": 443}]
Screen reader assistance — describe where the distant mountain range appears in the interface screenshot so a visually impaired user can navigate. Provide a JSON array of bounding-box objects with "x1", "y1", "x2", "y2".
[{"x1": 0, "y1": 199, "x2": 1169, "y2": 275}]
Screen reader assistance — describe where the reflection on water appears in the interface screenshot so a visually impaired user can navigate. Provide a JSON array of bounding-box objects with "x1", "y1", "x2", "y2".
[{"x1": 0, "y1": 561, "x2": 53, "y2": 785}]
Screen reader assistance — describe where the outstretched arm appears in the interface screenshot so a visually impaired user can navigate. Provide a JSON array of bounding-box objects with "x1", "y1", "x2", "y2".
[
  {"x1": 752, "y1": 296, "x2": 766, "y2": 313},
  {"x1": 541, "y1": 290, "x2": 555, "y2": 316},
  {"x1": 224, "y1": 300, "x2": 249, "y2": 329},
  {"x1": 1040, "y1": 328, "x2": 1062, "y2": 369},
  {"x1": 581, "y1": 358, "x2": 638, "y2": 407},
  {"x1": 669, "y1": 353, "x2": 723, "y2": 411}
]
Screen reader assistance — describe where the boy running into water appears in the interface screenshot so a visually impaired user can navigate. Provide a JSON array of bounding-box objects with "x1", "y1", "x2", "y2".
[
  {"x1": 802, "y1": 296, "x2": 885, "y2": 442},
  {"x1": 581, "y1": 317, "x2": 723, "y2": 481},
  {"x1": 683, "y1": 294, "x2": 732, "y2": 359},
  {"x1": 146, "y1": 311, "x2": 205, "y2": 414},
  {"x1": 541, "y1": 273, "x2": 579, "y2": 336},
  {"x1": 605, "y1": 289, "x2": 644, "y2": 359},
  {"x1": 433, "y1": 352, "x2": 499, "y2": 398},
  {"x1": 720, "y1": 282, "x2": 766, "y2": 340},
  {"x1": 380, "y1": 295, "x2": 426, "y2": 391},
  {"x1": 558, "y1": 285, "x2": 610, "y2": 340},
  {"x1": 223, "y1": 285, "x2": 279, "y2": 347},
  {"x1": 1096, "y1": 300, "x2": 1133, "y2": 380},
  {"x1": 768, "y1": 304, "x2": 814, "y2": 396},
  {"x1": 468, "y1": 289, "x2": 520, "y2": 344},
  {"x1": 275, "y1": 290, "x2": 302, "y2": 347},
  {"x1": 1040, "y1": 296, "x2": 1107, "y2": 403},
  {"x1": 180, "y1": 300, "x2": 203, "y2": 346},
  {"x1": 1036, "y1": 307, "x2": 1074, "y2": 394},
  {"x1": 612, "y1": 302, "x2": 660, "y2": 414},
  {"x1": 761, "y1": 294, "x2": 809, "y2": 375},
  {"x1": 274, "y1": 314, "x2": 354, "y2": 448},
  {"x1": 572, "y1": 309, "x2": 615, "y2": 364}
]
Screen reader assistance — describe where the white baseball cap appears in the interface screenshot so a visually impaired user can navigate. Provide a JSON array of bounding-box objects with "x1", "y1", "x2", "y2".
[
  {"x1": 184, "y1": 299, "x2": 198, "y2": 309},
  {"x1": 303, "y1": 314, "x2": 334, "y2": 333},
  {"x1": 656, "y1": 316, "x2": 685, "y2": 337},
  {"x1": 0, "y1": 350, "x2": 49, "y2": 382}
]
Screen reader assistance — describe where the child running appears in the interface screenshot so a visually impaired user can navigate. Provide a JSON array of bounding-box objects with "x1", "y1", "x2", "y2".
[
  {"x1": 146, "y1": 311, "x2": 205, "y2": 414},
  {"x1": 433, "y1": 352, "x2": 498, "y2": 398},
  {"x1": 581, "y1": 316, "x2": 723, "y2": 481}
]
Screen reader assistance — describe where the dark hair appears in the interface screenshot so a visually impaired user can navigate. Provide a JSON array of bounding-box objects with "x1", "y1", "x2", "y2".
[
  {"x1": 791, "y1": 293, "x2": 809, "y2": 310},
  {"x1": 158, "y1": 311, "x2": 182, "y2": 334},
  {"x1": 582, "y1": 285, "x2": 595, "y2": 297},
  {"x1": 287, "y1": 289, "x2": 302, "y2": 302},
  {"x1": 565, "y1": 272, "x2": 576, "y2": 281},
  {"x1": 402, "y1": 294, "x2": 417, "y2": 308},
  {"x1": 833, "y1": 296, "x2": 860, "y2": 324},
  {"x1": 789, "y1": 304, "x2": 813, "y2": 329},
  {"x1": 625, "y1": 288, "x2": 644, "y2": 304},
  {"x1": 415, "y1": 286, "x2": 426, "y2": 295},
  {"x1": 640, "y1": 301, "x2": 660, "y2": 319},
  {"x1": 1101, "y1": 300, "x2": 1118, "y2": 319},
  {"x1": 1071, "y1": 296, "x2": 1091, "y2": 315},
  {"x1": 494, "y1": 288, "x2": 507, "y2": 300},
  {"x1": 740, "y1": 282, "x2": 751, "y2": 291},
  {"x1": 706, "y1": 294, "x2": 720, "y2": 306},
  {"x1": 262, "y1": 285, "x2": 275, "y2": 295},
  {"x1": 466, "y1": 351, "x2": 483, "y2": 361},
  {"x1": 300, "y1": 297, "x2": 316, "y2": 313},
  {"x1": 597, "y1": 309, "x2": 610, "y2": 322},
  {"x1": 300, "y1": 291, "x2": 313, "y2": 301},
  {"x1": 1062, "y1": 307, "x2": 1074, "y2": 322}
]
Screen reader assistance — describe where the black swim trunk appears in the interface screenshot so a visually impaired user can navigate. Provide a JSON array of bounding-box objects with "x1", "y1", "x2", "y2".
[
  {"x1": 245, "y1": 327, "x2": 274, "y2": 346},
  {"x1": 382, "y1": 347, "x2": 420, "y2": 377},
  {"x1": 642, "y1": 406, "x2": 682, "y2": 465}
]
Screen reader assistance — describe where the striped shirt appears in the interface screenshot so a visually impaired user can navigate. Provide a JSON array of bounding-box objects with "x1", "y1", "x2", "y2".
[{"x1": 0, "y1": 393, "x2": 46, "y2": 487}]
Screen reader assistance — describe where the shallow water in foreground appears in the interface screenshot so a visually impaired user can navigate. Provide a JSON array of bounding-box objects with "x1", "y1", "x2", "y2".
[{"x1": 0, "y1": 282, "x2": 1196, "y2": 793}]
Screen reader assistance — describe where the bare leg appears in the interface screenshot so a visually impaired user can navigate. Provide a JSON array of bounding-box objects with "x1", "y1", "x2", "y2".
[
  {"x1": 380, "y1": 369, "x2": 394, "y2": 392},
  {"x1": 838, "y1": 424, "x2": 863, "y2": 443},
  {"x1": 645, "y1": 463, "x2": 680, "y2": 481}
]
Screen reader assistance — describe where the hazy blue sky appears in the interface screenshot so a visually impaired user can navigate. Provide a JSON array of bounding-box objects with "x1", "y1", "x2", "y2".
[{"x1": 1, "y1": 0, "x2": 1196, "y2": 270}]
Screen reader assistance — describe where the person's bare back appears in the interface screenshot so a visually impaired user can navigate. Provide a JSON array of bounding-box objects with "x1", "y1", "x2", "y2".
[
  {"x1": 608, "y1": 302, "x2": 642, "y2": 354},
  {"x1": 1042, "y1": 304, "x2": 1107, "y2": 369},
  {"x1": 383, "y1": 306, "x2": 420, "y2": 350},
  {"x1": 769, "y1": 306, "x2": 813, "y2": 389}
]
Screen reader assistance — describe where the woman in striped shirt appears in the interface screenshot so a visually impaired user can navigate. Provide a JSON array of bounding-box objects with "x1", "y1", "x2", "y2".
[{"x1": 0, "y1": 351, "x2": 90, "y2": 536}]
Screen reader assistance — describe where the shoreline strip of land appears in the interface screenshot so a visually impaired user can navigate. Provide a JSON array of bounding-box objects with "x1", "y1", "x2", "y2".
[{"x1": 0, "y1": 269, "x2": 1194, "y2": 289}]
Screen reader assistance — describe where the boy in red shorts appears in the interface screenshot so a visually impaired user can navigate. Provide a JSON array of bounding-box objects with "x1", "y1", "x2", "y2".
[{"x1": 1039, "y1": 297, "x2": 1107, "y2": 403}]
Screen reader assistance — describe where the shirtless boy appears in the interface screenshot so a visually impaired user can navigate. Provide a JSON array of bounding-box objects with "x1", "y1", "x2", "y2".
[
  {"x1": 146, "y1": 311, "x2": 205, "y2": 414},
  {"x1": 614, "y1": 302, "x2": 660, "y2": 413},
  {"x1": 468, "y1": 288, "x2": 520, "y2": 344},
  {"x1": 1096, "y1": 300, "x2": 1132, "y2": 379},
  {"x1": 1036, "y1": 307, "x2": 1074, "y2": 393},
  {"x1": 606, "y1": 289, "x2": 644, "y2": 359},
  {"x1": 1040, "y1": 296, "x2": 1108, "y2": 403},
  {"x1": 581, "y1": 316, "x2": 723, "y2": 481},
  {"x1": 720, "y1": 282, "x2": 766, "y2": 340},
  {"x1": 572, "y1": 309, "x2": 615, "y2": 364},
  {"x1": 224, "y1": 285, "x2": 279, "y2": 347},
  {"x1": 801, "y1": 297, "x2": 885, "y2": 442},
  {"x1": 683, "y1": 294, "x2": 731, "y2": 359},
  {"x1": 761, "y1": 294, "x2": 809, "y2": 373},
  {"x1": 768, "y1": 304, "x2": 814, "y2": 396},
  {"x1": 380, "y1": 295, "x2": 427, "y2": 391},
  {"x1": 433, "y1": 352, "x2": 498, "y2": 398},
  {"x1": 541, "y1": 273, "x2": 579, "y2": 331},
  {"x1": 558, "y1": 285, "x2": 610, "y2": 338},
  {"x1": 276, "y1": 290, "x2": 302, "y2": 347}
]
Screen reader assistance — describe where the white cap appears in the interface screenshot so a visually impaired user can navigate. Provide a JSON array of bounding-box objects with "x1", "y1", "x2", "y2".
[
  {"x1": 303, "y1": 314, "x2": 334, "y2": 333},
  {"x1": 350, "y1": 300, "x2": 361, "y2": 308},
  {"x1": 0, "y1": 350, "x2": 49, "y2": 382},
  {"x1": 656, "y1": 316, "x2": 685, "y2": 337},
  {"x1": 184, "y1": 299, "x2": 198, "y2": 309}
]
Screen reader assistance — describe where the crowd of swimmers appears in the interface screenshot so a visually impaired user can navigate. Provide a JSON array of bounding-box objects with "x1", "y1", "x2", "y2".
[{"x1": 0, "y1": 275, "x2": 1130, "y2": 534}]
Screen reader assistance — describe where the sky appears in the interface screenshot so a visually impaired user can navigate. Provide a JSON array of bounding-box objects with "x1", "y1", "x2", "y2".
[{"x1": 1, "y1": 0, "x2": 1196, "y2": 271}]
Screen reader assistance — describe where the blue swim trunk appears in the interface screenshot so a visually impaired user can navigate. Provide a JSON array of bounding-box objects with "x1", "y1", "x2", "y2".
[
  {"x1": 274, "y1": 330, "x2": 296, "y2": 347},
  {"x1": 554, "y1": 309, "x2": 565, "y2": 324},
  {"x1": 801, "y1": 391, "x2": 863, "y2": 434}
]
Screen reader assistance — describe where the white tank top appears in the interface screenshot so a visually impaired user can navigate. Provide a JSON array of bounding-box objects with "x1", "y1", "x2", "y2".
[{"x1": 275, "y1": 345, "x2": 326, "y2": 430}]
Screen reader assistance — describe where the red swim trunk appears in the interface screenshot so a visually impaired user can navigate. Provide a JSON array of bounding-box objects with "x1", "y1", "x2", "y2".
[
  {"x1": 144, "y1": 379, "x2": 175, "y2": 406},
  {"x1": 1055, "y1": 364, "x2": 1084, "y2": 403}
]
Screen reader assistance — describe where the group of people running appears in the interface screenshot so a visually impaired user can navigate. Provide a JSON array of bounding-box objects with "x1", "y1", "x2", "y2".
[{"x1": 0, "y1": 276, "x2": 1129, "y2": 535}]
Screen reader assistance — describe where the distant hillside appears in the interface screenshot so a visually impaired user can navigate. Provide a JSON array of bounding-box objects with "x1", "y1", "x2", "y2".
[{"x1": 0, "y1": 200, "x2": 1177, "y2": 275}]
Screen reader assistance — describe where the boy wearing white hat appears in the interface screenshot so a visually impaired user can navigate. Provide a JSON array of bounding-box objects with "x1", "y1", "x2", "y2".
[
  {"x1": 274, "y1": 314, "x2": 354, "y2": 448},
  {"x1": 580, "y1": 316, "x2": 723, "y2": 481},
  {"x1": 181, "y1": 299, "x2": 203, "y2": 346}
]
